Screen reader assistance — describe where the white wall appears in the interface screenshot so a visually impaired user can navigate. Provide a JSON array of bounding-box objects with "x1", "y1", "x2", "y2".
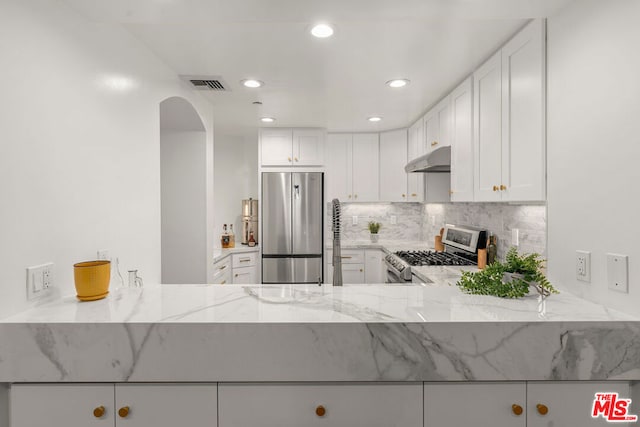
[
  {"x1": 0, "y1": 0, "x2": 213, "y2": 317},
  {"x1": 214, "y1": 134, "x2": 258, "y2": 246},
  {"x1": 161, "y1": 131, "x2": 207, "y2": 283},
  {"x1": 547, "y1": 0, "x2": 640, "y2": 315}
]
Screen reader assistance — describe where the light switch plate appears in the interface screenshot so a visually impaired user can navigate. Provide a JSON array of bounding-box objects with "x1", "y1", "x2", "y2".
[
  {"x1": 26, "y1": 263, "x2": 54, "y2": 300},
  {"x1": 607, "y1": 253, "x2": 629, "y2": 293},
  {"x1": 391, "y1": 215, "x2": 397, "y2": 225},
  {"x1": 511, "y1": 229, "x2": 519, "y2": 246}
]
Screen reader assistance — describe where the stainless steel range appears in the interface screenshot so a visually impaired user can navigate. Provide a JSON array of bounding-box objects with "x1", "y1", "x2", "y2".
[{"x1": 384, "y1": 225, "x2": 488, "y2": 283}]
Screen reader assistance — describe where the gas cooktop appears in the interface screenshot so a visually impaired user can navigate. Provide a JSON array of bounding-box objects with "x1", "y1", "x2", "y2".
[{"x1": 394, "y1": 250, "x2": 475, "y2": 266}]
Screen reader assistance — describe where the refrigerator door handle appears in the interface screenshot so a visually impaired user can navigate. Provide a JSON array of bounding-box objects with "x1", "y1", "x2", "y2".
[{"x1": 293, "y1": 184, "x2": 300, "y2": 199}]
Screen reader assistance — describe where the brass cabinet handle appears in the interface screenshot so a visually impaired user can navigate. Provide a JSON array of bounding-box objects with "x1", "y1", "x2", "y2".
[
  {"x1": 220, "y1": 280, "x2": 226, "y2": 285},
  {"x1": 316, "y1": 405, "x2": 326, "y2": 417},
  {"x1": 348, "y1": 195, "x2": 352, "y2": 199},
  {"x1": 431, "y1": 141, "x2": 438, "y2": 147},
  {"x1": 341, "y1": 256, "x2": 352, "y2": 259},
  {"x1": 449, "y1": 190, "x2": 454, "y2": 195},
  {"x1": 93, "y1": 406, "x2": 105, "y2": 418},
  {"x1": 500, "y1": 184, "x2": 507, "y2": 191},
  {"x1": 294, "y1": 157, "x2": 299, "y2": 162},
  {"x1": 512, "y1": 404, "x2": 523, "y2": 416},
  {"x1": 287, "y1": 157, "x2": 292, "y2": 162},
  {"x1": 359, "y1": 269, "x2": 363, "y2": 272},
  {"x1": 118, "y1": 406, "x2": 130, "y2": 418},
  {"x1": 354, "y1": 194, "x2": 358, "y2": 199},
  {"x1": 219, "y1": 265, "x2": 227, "y2": 270},
  {"x1": 536, "y1": 404, "x2": 549, "y2": 415},
  {"x1": 402, "y1": 194, "x2": 406, "y2": 198},
  {"x1": 234, "y1": 273, "x2": 238, "y2": 277},
  {"x1": 411, "y1": 193, "x2": 417, "y2": 197},
  {"x1": 239, "y1": 258, "x2": 251, "y2": 262},
  {"x1": 493, "y1": 185, "x2": 499, "y2": 191}
]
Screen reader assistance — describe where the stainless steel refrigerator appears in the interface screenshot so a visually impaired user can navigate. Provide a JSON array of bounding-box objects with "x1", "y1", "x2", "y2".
[{"x1": 262, "y1": 172, "x2": 323, "y2": 283}]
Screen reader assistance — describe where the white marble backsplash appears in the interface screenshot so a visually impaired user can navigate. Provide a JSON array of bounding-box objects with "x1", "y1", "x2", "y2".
[
  {"x1": 327, "y1": 202, "x2": 546, "y2": 261},
  {"x1": 423, "y1": 203, "x2": 546, "y2": 260},
  {"x1": 326, "y1": 203, "x2": 423, "y2": 241}
]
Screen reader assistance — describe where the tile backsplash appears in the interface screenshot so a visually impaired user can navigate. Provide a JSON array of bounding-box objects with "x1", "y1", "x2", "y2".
[
  {"x1": 423, "y1": 203, "x2": 547, "y2": 260},
  {"x1": 327, "y1": 202, "x2": 546, "y2": 261},
  {"x1": 326, "y1": 203, "x2": 423, "y2": 241}
]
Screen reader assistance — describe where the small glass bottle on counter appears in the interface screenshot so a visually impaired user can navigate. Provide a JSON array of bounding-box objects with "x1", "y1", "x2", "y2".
[
  {"x1": 228, "y1": 224, "x2": 235, "y2": 248},
  {"x1": 221, "y1": 224, "x2": 230, "y2": 249},
  {"x1": 248, "y1": 231, "x2": 256, "y2": 247}
]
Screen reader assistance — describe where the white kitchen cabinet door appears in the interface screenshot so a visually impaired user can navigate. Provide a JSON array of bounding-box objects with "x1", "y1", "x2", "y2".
[
  {"x1": 212, "y1": 257, "x2": 232, "y2": 285},
  {"x1": 424, "y1": 111, "x2": 439, "y2": 155},
  {"x1": 293, "y1": 129, "x2": 324, "y2": 166},
  {"x1": 218, "y1": 383, "x2": 422, "y2": 427},
  {"x1": 435, "y1": 96, "x2": 451, "y2": 150},
  {"x1": 379, "y1": 129, "x2": 409, "y2": 202},
  {"x1": 527, "y1": 382, "x2": 631, "y2": 427},
  {"x1": 325, "y1": 134, "x2": 352, "y2": 202},
  {"x1": 424, "y1": 382, "x2": 526, "y2": 427},
  {"x1": 233, "y1": 265, "x2": 257, "y2": 284},
  {"x1": 501, "y1": 19, "x2": 546, "y2": 202},
  {"x1": 351, "y1": 133, "x2": 379, "y2": 202},
  {"x1": 11, "y1": 384, "x2": 115, "y2": 427},
  {"x1": 260, "y1": 128, "x2": 293, "y2": 166},
  {"x1": 364, "y1": 249, "x2": 385, "y2": 283},
  {"x1": 474, "y1": 50, "x2": 503, "y2": 202},
  {"x1": 115, "y1": 384, "x2": 217, "y2": 427},
  {"x1": 342, "y1": 263, "x2": 365, "y2": 284},
  {"x1": 407, "y1": 120, "x2": 425, "y2": 202},
  {"x1": 450, "y1": 77, "x2": 474, "y2": 202}
]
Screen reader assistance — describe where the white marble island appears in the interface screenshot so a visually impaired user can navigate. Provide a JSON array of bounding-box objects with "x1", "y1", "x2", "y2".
[{"x1": 1, "y1": 283, "x2": 639, "y2": 383}]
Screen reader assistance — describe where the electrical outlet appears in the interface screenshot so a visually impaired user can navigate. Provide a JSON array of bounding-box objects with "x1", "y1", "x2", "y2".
[
  {"x1": 97, "y1": 250, "x2": 110, "y2": 260},
  {"x1": 511, "y1": 229, "x2": 519, "y2": 246},
  {"x1": 607, "y1": 253, "x2": 629, "y2": 293},
  {"x1": 352, "y1": 215, "x2": 358, "y2": 225},
  {"x1": 391, "y1": 215, "x2": 397, "y2": 225},
  {"x1": 576, "y1": 250, "x2": 591, "y2": 282},
  {"x1": 26, "y1": 263, "x2": 54, "y2": 300}
]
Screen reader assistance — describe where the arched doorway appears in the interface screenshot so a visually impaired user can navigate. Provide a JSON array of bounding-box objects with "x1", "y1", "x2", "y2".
[{"x1": 160, "y1": 97, "x2": 207, "y2": 283}]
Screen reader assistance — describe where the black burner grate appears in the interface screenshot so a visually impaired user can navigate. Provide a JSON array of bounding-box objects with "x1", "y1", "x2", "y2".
[{"x1": 394, "y1": 250, "x2": 475, "y2": 266}]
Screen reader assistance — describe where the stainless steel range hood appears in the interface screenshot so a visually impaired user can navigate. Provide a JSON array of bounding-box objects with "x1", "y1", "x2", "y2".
[{"x1": 404, "y1": 145, "x2": 451, "y2": 173}]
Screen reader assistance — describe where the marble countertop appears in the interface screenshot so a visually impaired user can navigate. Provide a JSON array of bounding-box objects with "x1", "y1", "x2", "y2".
[
  {"x1": 2, "y1": 283, "x2": 640, "y2": 383},
  {"x1": 326, "y1": 240, "x2": 430, "y2": 253}
]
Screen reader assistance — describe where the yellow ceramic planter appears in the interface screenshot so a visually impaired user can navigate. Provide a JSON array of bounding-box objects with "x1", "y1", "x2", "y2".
[{"x1": 73, "y1": 260, "x2": 110, "y2": 301}]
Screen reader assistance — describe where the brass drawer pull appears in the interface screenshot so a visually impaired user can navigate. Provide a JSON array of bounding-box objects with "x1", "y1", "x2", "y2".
[
  {"x1": 220, "y1": 280, "x2": 226, "y2": 285},
  {"x1": 536, "y1": 404, "x2": 549, "y2": 415},
  {"x1": 239, "y1": 258, "x2": 251, "y2": 262},
  {"x1": 118, "y1": 406, "x2": 130, "y2": 418},
  {"x1": 219, "y1": 265, "x2": 227, "y2": 270},
  {"x1": 500, "y1": 184, "x2": 507, "y2": 191},
  {"x1": 315, "y1": 405, "x2": 326, "y2": 417},
  {"x1": 512, "y1": 404, "x2": 523, "y2": 416},
  {"x1": 287, "y1": 157, "x2": 292, "y2": 162},
  {"x1": 411, "y1": 193, "x2": 417, "y2": 197},
  {"x1": 93, "y1": 406, "x2": 105, "y2": 418},
  {"x1": 493, "y1": 185, "x2": 499, "y2": 192},
  {"x1": 431, "y1": 141, "x2": 438, "y2": 147}
]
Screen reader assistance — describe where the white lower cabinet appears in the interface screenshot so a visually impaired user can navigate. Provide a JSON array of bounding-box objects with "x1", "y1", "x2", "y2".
[
  {"x1": 326, "y1": 249, "x2": 384, "y2": 284},
  {"x1": 425, "y1": 382, "x2": 526, "y2": 427},
  {"x1": 425, "y1": 381, "x2": 632, "y2": 427},
  {"x1": 232, "y1": 252, "x2": 259, "y2": 284},
  {"x1": 365, "y1": 249, "x2": 385, "y2": 283},
  {"x1": 10, "y1": 383, "x2": 217, "y2": 427},
  {"x1": 218, "y1": 383, "x2": 422, "y2": 427},
  {"x1": 213, "y1": 256, "x2": 231, "y2": 285}
]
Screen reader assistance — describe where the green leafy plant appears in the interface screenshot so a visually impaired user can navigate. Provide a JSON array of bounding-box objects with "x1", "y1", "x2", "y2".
[
  {"x1": 456, "y1": 247, "x2": 558, "y2": 298},
  {"x1": 368, "y1": 221, "x2": 381, "y2": 234}
]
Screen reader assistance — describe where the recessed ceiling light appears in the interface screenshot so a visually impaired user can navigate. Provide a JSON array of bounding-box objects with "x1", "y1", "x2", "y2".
[
  {"x1": 242, "y1": 79, "x2": 263, "y2": 88},
  {"x1": 386, "y1": 79, "x2": 410, "y2": 88},
  {"x1": 310, "y1": 23, "x2": 334, "y2": 38},
  {"x1": 261, "y1": 117, "x2": 275, "y2": 123},
  {"x1": 368, "y1": 117, "x2": 382, "y2": 122}
]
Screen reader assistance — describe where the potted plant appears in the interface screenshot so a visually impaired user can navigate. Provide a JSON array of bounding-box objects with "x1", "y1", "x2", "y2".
[
  {"x1": 368, "y1": 221, "x2": 381, "y2": 243},
  {"x1": 457, "y1": 248, "x2": 558, "y2": 298}
]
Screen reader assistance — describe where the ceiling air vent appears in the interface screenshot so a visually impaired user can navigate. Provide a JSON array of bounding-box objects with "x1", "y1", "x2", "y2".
[{"x1": 180, "y1": 75, "x2": 230, "y2": 91}]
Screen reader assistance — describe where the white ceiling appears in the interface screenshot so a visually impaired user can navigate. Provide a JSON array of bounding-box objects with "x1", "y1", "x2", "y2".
[{"x1": 64, "y1": 0, "x2": 575, "y2": 136}]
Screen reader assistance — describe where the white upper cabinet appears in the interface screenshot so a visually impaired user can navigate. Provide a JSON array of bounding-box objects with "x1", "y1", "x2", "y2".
[
  {"x1": 501, "y1": 19, "x2": 546, "y2": 202},
  {"x1": 407, "y1": 120, "x2": 425, "y2": 202},
  {"x1": 351, "y1": 133, "x2": 379, "y2": 202},
  {"x1": 474, "y1": 19, "x2": 546, "y2": 202},
  {"x1": 425, "y1": 96, "x2": 451, "y2": 153},
  {"x1": 474, "y1": 50, "x2": 503, "y2": 202},
  {"x1": 260, "y1": 128, "x2": 324, "y2": 167},
  {"x1": 260, "y1": 128, "x2": 293, "y2": 166},
  {"x1": 379, "y1": 129, "x2": 409, "y2": 202},
  {"x1": 326, "y1": 133, "x2": 379, "y2": 202},
  {"x1": 450, "y1": 77, "x2": 474, "y2": 202},
  {"x1": 293, "y1": 129, "x2": 324, "y2": 166}
]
